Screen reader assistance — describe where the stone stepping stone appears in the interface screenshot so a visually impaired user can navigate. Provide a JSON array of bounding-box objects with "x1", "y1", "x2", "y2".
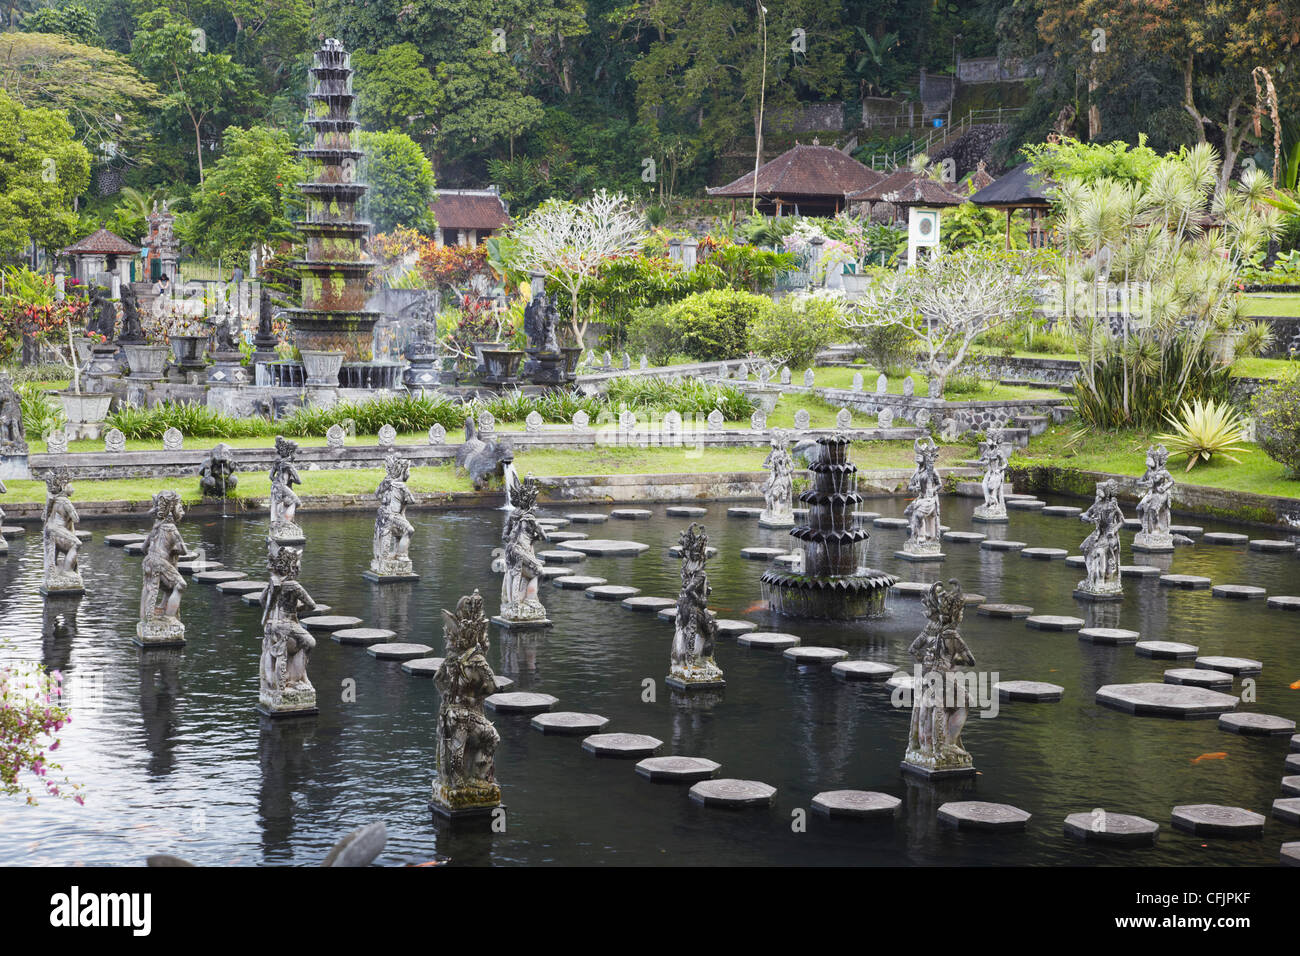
[
  {"x1": 783, "y1": 646, "x2": 848, "y2": 665},
  {"x1": 726, "y1": 507, "x2": 763, "y2": 518},
  {"x1": 105, "y1": 533, "x2": 146, "y2": 547},
  {"x1": 1064, "y1": 555, "x2": 1085, "y2": 568},
  {"x1": 1283, "y1": 777, "x2": 1300, "y2": 797},
  {"x1": 0, "y1": 525, "x2": 26, "y2": 538},
  {"x1": 1267, "y1": 596, "x2": 1300, "y2": 611},
  {"x1": 1121, "y1": 518, "x2": 1142, "y2": 530},
  {"x1": 123, "y1": 542, "x2": 146, "y2": 555},
  {"x1": 739, "y1": 632, "x2": 801, "y2": 651},
  {"x1": 539, "y1": 567, "x2": 568, "y2": 580},
  {"x1": 872, "y1": 517, "x2": 909, "y2": 529},
  {"x1": 891, "y1": 581, "x2": 931, "y2": 597},
  {"x1": 1042, "y1": 506, "x2": 1082, "y2": 517},
  {"x1": 1212, "y1": 584, "x2": 1266, "y2": 599},
  {"x1": 1293, "y1": 735, "x2": 1300, "y2": 753},
  {"x1": 75, "y1": 529, "x2": 92, "y2": 541},
  {"x1": 553, "y1": 575, "x2": 608, "y2": 589},
  {"x1": 194, "y1": 570, "x2": 247, "y2": 584},
  {"x1": 538, "y1": 514, "x2": 571, "y2": 525},
  {"x1": 977, "y1": 603, "x2": 1033, "y2": 618},
  {"x1": 178, "y1": 560, "x2": 224, "y2": 574},
  {"x1": 980, "y1": 539, "x2": 1027, "y2": 552},
  {"x1": 581, "y1": 733, "x2": 662, "y2": 758},
  {"x1": 1079, "y1": 627, "x2": 1140, "y2": 646},
  {"x1": 994, "y1": 680, "x2": 1064, "y2": 702},
  {"x1": 1283, "y1": 842, "x2": 1300, "y2": 866},
  {"x1": 216, "y1": 579, "x2": 266, "y2": 594},
  {"x1": 1159, "y1": 574, "x2": 1212, "y2": 589},
  {"x1": 400, "y1": 657, "x2": 444, "y2": 676},
  {"x1": 668, "y1": 545, "x2": 718, "y2": 558},
  {"x1": 1164, "y1": 668, "x2": 1233, "y2": 689},
  {"x1": 1135, "y1": 641, "x2": 1198, "y2": 659},
  {"x1": 831, "y1": 660, "x2": 896, "y2": 682},
  {"x1": 1195, "y1": 655, "x2": 1261, "y2": 676},
  {"x1": 565, "y1": 513, "x2": 608, "y2": 523},
  {"x1": 1026, "y1": 615, "x2": 1084, "y2": 631},
  {"x1": 884, "y1": 672, "x2": 914, "y2": 692},
  {"x1": 366, "y1": 643, "x2": 432, "y2": 661},
  {"x1": 333, "y1": 627, "x2": 397, "y2": 646},
  {"x1": 1250, "y1": 539, "x2": 1294, "y2": 552},
  {"x1": 1273, "y1": 798, "x2": 1300, "y2": 825},
  {"x1": 715, "y1": 619, "x2": 757, "y2": 637},
  {"x1": 689, "y1": 778, "x2": 775, "y2": 808},
  {"x1": 942, "y1": 531, "x2": 986, "y2": 544},
  {"x1": 961, "y1": 593, "x2": 987, "y2": 605},
  {"x1": 740, "y1": 547, "x2": 786, "y2": 560},
  {"x1": 1202, "y1": 532, "x2": 1248, "y2": 545},
  {"x1": 622, "y1": 596, "x2": 675, "y2": 613},
  {"x1": 1120, "y1": 564, "x2": 1162, "y2": 578},
  {"x1": 486, "y1": 692, "x2": 558, "y2": 714},
  {"x1": 852, "y1": 511, "x2": 881, "y2": 520},
  {"x1": 557, "y1": 539, "x2": 649, "y2": 557},
  {"x1": 938, "y1": 801, "x2": 1031, "y2": 831},
  {"x1": 1218, "y1": 712, "x2": 1295, "y2": 736},
  {"x1": 666, "y1": 506, "x2": 707, "y2": 517},
  {"x1": 772, "y1": 553, "x2": 803, "y2": 568},
  {"x1": 531, "y1": 712, "x2": 609, "y2": 735},
  {"x1": 1006, "y1": 499, "x2": 1046, "y2": 510},
  {"x1": 1004, "y1": 494, "x2": 1037, "y2": 501},
  {"x1": 545, "y1": 531, "x2": 588, "y2": 543},
  {"x1": 494, "y1": 675, "x2": 515, "y2": 691},
  {"x1": 301, "y1": 615, "x2": 363, "y2": 631},
  {"x1": 538, "y1": 549, "x2": 585, "y2": 564},
  {"x1": 611, "y1": 508, "x2": 652, "y2": 520},
  {"x1": 812, "y1": 790, "x2": 901, "y2": 819},
  {"x1": 1063, "y1": 811, "x2": 1159, "y2": 847},
  {"x1": 1021, "y1": 547, "x2": 1069, "y2": 560},
  {"x1": 1096, "y1": 683, "x2": 1237, "y2": 717},
  {"x1": 586, "y1": 584, "x2": 640, "y2": 601},
  {"x1": 1171, "y1": 804, "x2": 1264, "y2": 838},
  {"x1": 1170, "y1": 524, "x2": 1203, "y2": 535},
  {"x1": 636, "y1": 756, "x2": 720, "y2": 782}
]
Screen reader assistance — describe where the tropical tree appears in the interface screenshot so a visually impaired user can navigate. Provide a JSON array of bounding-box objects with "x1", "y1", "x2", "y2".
[{"x1": 358, "y1": 131, "x2": 437, "y2": 235}]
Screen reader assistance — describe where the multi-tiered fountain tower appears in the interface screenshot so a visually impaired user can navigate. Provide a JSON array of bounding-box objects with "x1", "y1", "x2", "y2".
[
  {"x1": 761, "y1": 435, "x2": 897, "y2": 619},
  {"x1": 289, "y1": 39, "x2": 381, "y2": 367}
]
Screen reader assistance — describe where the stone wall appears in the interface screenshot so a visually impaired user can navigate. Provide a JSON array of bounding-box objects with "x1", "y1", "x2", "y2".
[{"x1": 821, "y1": 387, "x2": 1072, "y2": 439}]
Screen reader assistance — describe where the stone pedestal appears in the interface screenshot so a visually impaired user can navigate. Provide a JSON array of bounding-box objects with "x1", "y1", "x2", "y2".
[
  {"x1": 206, "y1": 350, "x2": 250, "y2": 386},
  {"x1": 123, "y1": 343, "x2": 169, "y2": 383},
  {"x1": 896, "y1": 544, "x2": 946, "y2": 562},
  {"x1": 257, "y1": 688, "x2": 318, "y2": 719},
  {"x1": 482, "y1": 348, "x2": 524, "y2": 387},
  {"x1": 491, "y1": 614, "x2": 553, "y2": 630},
  {"x1": 84, "y1": 344, "x2": 123, "y2": 392},
  {"x1": 0, "y1": 453, "x2": 30, "y2": 481},
  {"x1": 134, "y1": 616, "x2": 186, "y2": 648},
  {"x1": 530, "y1": 351, "x2": 566, "y2": 386},
  {"x1": 403, "y1": 348, "x2": 440, "y2": 393},
  {"x1": 1132, "y1": 532, "x2": 1175, "y2": 553},
  {"x1": 429, "y1": 797, "x2": 503, "y2": 825},
  {"x1": 1073, "y1": 585, "x2": 1124, "y2": 603},
  {"x1": 758, "y1": 512, "x2": 795, "y2": 529},
  {"x1": 971, "y1": 505, "x2": 1008, "y2": 523},
  {"x1": 301, "y1": 349, "x2": 345, "y2": 387},
  {"x1": 41, "y1": 572, "x2": 86, "y2": 598},
  {"x1": 363, "y1": 558, "x2": 419, "y2": 583}
]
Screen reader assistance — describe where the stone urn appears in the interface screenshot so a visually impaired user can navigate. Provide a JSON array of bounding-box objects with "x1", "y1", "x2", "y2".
[
  {"x1": 840, "y1": 272, "x2": 869, "y2": 296},
  {"x1": 739, "y1": 383, "x2": 783, "y2": 414},
  {"x1": 471, "y1": 340, "x2": 499, "y2": 376},
  {"x1": 560, "y1": 346, "x2": 583, "y2": 381},
  {"x1": 481, "y1": 347, "x2": 524, "y2": 387},
  {"x1": 170, "y1": 334, "x2": 209, "y2": 374},
  {"x1": 301, "y1": 349, "x2": 344, "y2": 387},
  {"x1": 122, "y1": 342, "x2": 170, "y2": 381},
  {"x1": 55, "y1": 390, "x2": 113, "y2": 436}
]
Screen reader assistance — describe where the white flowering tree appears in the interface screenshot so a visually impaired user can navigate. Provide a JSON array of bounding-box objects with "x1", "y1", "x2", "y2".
[
  {"x1": 509, "y1": 189, "x2": 646, "y2": 344},
  {"x1": 851, "y1": 247, "x2": 1040, "y2": 398}
]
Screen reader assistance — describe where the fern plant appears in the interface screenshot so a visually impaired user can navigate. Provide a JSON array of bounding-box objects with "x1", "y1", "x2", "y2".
[{"x1": 1155, "y1": 398, "x2": 1250, "y2": 471}]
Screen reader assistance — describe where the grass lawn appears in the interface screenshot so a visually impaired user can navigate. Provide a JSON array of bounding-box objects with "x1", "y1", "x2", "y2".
[
  {"x1": 1242, "y1": 292, "x2": 1300, "y2": 317},
  {"x1": 1017, "y1": 424, "x2": 1300, "y2": 500},
  {"x1": 811, "y1": 366, "x2": 1050, "y2": 401}
]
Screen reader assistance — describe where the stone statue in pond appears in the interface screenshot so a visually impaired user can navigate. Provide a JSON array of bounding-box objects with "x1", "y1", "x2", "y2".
[
  {"x1": 198, "y1": 442, "x2": 238, "y2": 497},
  {"x1": 668, "y1": 523, "x2": 724, "y2": 689},
  {"x1": 41, "y1": 467, "x2": 84, "y2": 596},
  {"x1": 1133, "y1": 445, "x2": 1192, "y2": 552},
  {"x1": 498, "y1": 471, "x2": 549, "y2": 625},
  {"x1": 456, "y1": 416, "x2": 513, "y2": 491},
  {"x1": 759, "y1": 430, "x2": 795, "y2": 529},
  {"x1": 258, "y1": 544, "x2": 319, "y2": 715},
  {"x1": 973, "y1": 427, "x2": 1009, "y2": 522},
  {"x1": 268, "y1": 436, "x2": 304, "y2": 543},
  {"x1": 433, "y1": 589, "x2": 502, "y2": 815},
  {"x1": 1076, "y1": 479, "x2": 1124, "y2": 600},
  {"x1": 0, "y1": 372, "x2": 26, "y2": 454},
  {"x1": 902, "y1": 438, "x2": 943, "y2": 557},
  {"x1": 137, "y1": 490, "x2": 188, "y2": 646},
  {"x1": 902, "y1": 579, "x2": 976, "y2": 777},
  {"x1": 367, "y1": 454, "x2": 417, "y2": 581}
]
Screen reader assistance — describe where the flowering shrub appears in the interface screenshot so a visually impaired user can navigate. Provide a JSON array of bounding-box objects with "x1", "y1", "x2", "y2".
[
  {"x1": 0, "y1": 662, "x2": 83, "y2": 805},
  {"x1": 0, "y1": 267, "x2": 91, "y2": 363},
  {"x1": 416, "y1": 242, "x2": 489, "y2": 292}
]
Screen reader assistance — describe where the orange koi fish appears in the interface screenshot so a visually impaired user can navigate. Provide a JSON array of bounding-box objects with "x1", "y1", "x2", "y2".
[{"x1": 1190, "y1": 752, "x2": 1228, "y2": 764}]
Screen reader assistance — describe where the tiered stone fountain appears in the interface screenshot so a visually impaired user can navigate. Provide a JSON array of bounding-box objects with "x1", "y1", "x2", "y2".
[{"x1": 761, "y1": 435, "x2": 897, "y2": 619}]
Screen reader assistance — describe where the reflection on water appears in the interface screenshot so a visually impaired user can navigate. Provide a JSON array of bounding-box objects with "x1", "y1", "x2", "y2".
[{"x1": 0, "y1": 495, "x2": 1296, "y2": 866}]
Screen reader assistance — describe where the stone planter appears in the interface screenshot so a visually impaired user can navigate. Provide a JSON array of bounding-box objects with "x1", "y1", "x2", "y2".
[
  {"x1": 472, "y1": 340, "x2": 499, "y2": 375},
  {"x1": 561, "y1": 346, "x2": 583, "y2": 381},
  {"x1": 122, "y1": 342, "x2": 169, "y2": 381},
  {"x1": 170, "y1": 334, "x2": 209, "y2": 373},
  {"x1": 840, "y1": 273, "x2": 869, "y2": 296},
  {"x1": 55, "y1": 391, "x2": 112, "y2": 426},
  {"x1": 301, "y1": 349, "x2": 344, "y2": 386},
  {"x1": 481, "y1": 347, "x2": 524, "y2": 386},
  {"x1": 740, "y1": 384, "x2": 783, "y2": 414}
]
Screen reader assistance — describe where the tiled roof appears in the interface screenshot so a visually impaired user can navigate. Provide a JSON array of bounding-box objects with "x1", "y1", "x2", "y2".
[
  {"x1": 881, "y1": 178, "x2": 968, "y2": 207},
  {"x1": 60, "y1": 227, "x2": 140, "y2": 256},
  {"x1": 846, "y1": 169, "x2": 919, "y2": 202},
  {"x1": 707, "y1": 144, "x2": 883, "y2": 199},
  {"x1": 430, "y1": 190, "x2": 511, "y2": 230}
]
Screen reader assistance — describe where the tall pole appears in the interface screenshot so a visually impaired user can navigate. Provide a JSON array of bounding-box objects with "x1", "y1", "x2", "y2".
[{"x1": 752, "y1": 3, "x2": 768, "y2": 215}]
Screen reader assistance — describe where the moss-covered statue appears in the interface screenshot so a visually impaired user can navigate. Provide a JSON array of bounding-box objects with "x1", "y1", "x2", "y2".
[
  {"x1": 1076, "y1": 479, "x2": 1124, "y2": 601},
  {"x1": 268, "y1": 436, "x2": 304, "y2": 544},
  {"x1": 497, "y1": 470, "x2": 549, "y2": 626},
  {"x1": 366, "y1": 454, "x2": 417, "y2": 581},
  {"x1": 137, "y1": 490, "x2": 189, "y2": 646},
  {"x1": 41, "y1": 467, "x2": 84, "y2": 596},
  {"x1": 667, "y1": 522, "x2": 724, "y2": 690},
  {"x1": 198, "y1": 442, "x2": 238, "y2": 497},
  {"x1": 258, "y1": 544, "x2": 319, "y2": 716},
  {"x1": 901, "y1": 437, "x2": 943, "y2": 559},
  {"x1": 902, "y1": 579, "x2": 976, "y2": 778}
]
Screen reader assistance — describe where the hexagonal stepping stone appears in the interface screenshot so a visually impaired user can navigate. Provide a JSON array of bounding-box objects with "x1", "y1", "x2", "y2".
[
  {"x1": 961, "y1": 593, "x2": 987, "y2": 605},
  {"x1": 586, "y1": 584, "x2": 640, "y2": 601},
  {"x1": 1293, "y1": 735, "x2": 1300, "y2": 753},
  {"x1": 891, "y1": 581, "x2": 930, "y2": 597},
  {"x1": 783, "y1": 645, "x2": 848, "y2": 665},
  {"x1": 980, "y1": 539, "x2": 1027, "y2": 552},
  {"x1": 1064, "y1": 555, "x2": 1086, "y2": 568},
  {"x1": 1249, "y1": 539, "x2": 1294, "y2": 553},
  {"x1": 1282, "y1": 777, "x2": 1300, "y2": 797},
  {"x1": 557, "y1": 539, "x2": 649, "y2": 557},
  {"x1": 1267, "y1": 595, "x2": 1300, "y2": 611},
  {"x1": 994, "y1": 680, "x2": 1064, "y2": 702},
  {"x1": 74, "y1": 529, "x2": 92, "y2": 542},
  {"x1": 1170, "y1": 525, "x2": 1203, "y2": 536},
  {"x1": 493, "y1": 675, "x2": 515, "y2": 691},
  {"x1": 1021, "y1": 547, "x2": 1069, "y2": 560},
  {"x1": 538, "y1": 549, "x2": 585, "y2": 564},
  {"x1": 1195, "y1": 655, "x2": 1261, "y2": 676},
  {"x1": 301, "y1": 615, "x2": 363, "y2": 631},
  {"x1": 727, "y1": 507, "x2": 763, "y2": 518},
  {"x1": 1004, "y1": 493, "x2": 1037, "y2": 501},
  {"x1": 1283, "y1": 842, "x2": 1300, "y2": 866},
  {"x1": 104, "y1": 533, "x2": 146, "y2": 547},
  {"x1": 1217, "y1": 712, "x2": 1295, "y2": 736},
  {"x1": 1042, "y1": 506, "x2": 1082, "y2": 517},
  {"x1": 553, "y1": 575, "x2": 608, "y2": 589},
  {"x1": 400, "y1": 657, "x2": 444, "y2": 676},
  {"x1": 1171, "y1": 805, "x2": 1264, "y2": 838},
  {"x1": 123, "y1": 542, "x2": 146, "y2": 556},
  {"x1": 884, "y1": 672, "x2": 914, "y2": 692},
  {"x1": 1096, "y1": 683, "x2": 1237, "y2": 717},
  {"x1": 545, "y1": 531, "x2": 588, "y2": 543},
  {"x1": 531, "y1": 712, "x2": 609, "y2": 735},
  {"x1": 194, "y1": 570, "x2": 247, "y2": 585},
  {"x1": 1202, "y1": 532, "x2": 1248, "y2": 545},
  {"x1": 622, "y1": 596, "x2": 675, "y2": 613},
  {"x1": 178, "y1": 560, "x2": 224, "y2": 574},
  {"x1": 581, "y1": 733, "x2": 662, "y2": 758},
  {"x1": 1159, "y1": 574, "x2": 1212, "y2": 589},
  {"x1": 666, "y1": 506, "x2": 707, "y2": 517},
  {"x1": 1135, "y1": 640, "x2": 1198, "y2": 659},
  {"x1": 852, "y1": 511, "x2": 881, "y2": 520},
  {"x1": 1006, "y1": 499, "x2": 1045, "y2": 510},
  {"x1": 831, "y1": 660, "x2": 896, "y2": 682},
  {"x1": 738, "y1": 631, "x2": 801, "y2": 651},
  {"x1": 715, "y1": 619, "x2": 757, "y2": 637},
  {"x1": 668, "y1": 544, "x2": 718, "y2": 558},
  {"x1": 538, "y1": 566, "x2": 568, "y2": 580},
  {"x1": 812, "y1": 790, "x2": 901, "y2": 819},
  {"x1": 332, "y1": 627, "x2": 397, "y2": 646},
  {"x1": 537, "y1": 515, "x2": 570, "y2": 526},
  {"x1": 1079, "y1": 627, "x2": 1140, "y2": 646},
  {"x1": 872, "y1": 517, "x2": 910, "y2": 529},
  {"x1": 977, "y1": 603, "x2": 1033, "y2": 618},
  {"x1": 1026, "y1": 615, "x2": 1084, "y2": 631},
  {"x1": 938, "y1": 801, "x2": 1031, "y2": 831},
  {"x1": 216, "y1": 579, "x2": 266, "y2": 594},
  {"x1": 1164, "y1": 668, "x2": 1232, "y2": 689},
  {"x1": 486, "y1": 692, "x2": 558, "y2": 714},
  {"x1": 366, "y1": 642, "x2": 432, "y2": 661},
  {"x1": 1212, "y1": 584, "x2": 1266, "y2": 600},
  {"x1": 942, "y1": 531, "x2": 986, "y2": 544},
  {"x1": 611, "y1": 508, "x2": 652, "y2": 520},
  {"x1": 565, "y1": 513, "x2": 608, "y2": 523},
  {"x1": 772, "y1": 553, "x2": 803, "y2": 568},
  {"x1": 740, "y1": 546, "x2": 786, "y2": 561},
  {"x1": 1063, "y1": 811, "x2": 1159, "y2": 846},
  {"x1": 689, "y1": 778, "x2": 775, "y2": 808},
  {"x1": 636, "y1": 756, "x2": 720, "y2": 782},
  {"x1": 1120, "y1": 564, "x2": 1162, "y2": 578},
  {"x1": 1273, "y1": 798, "x2": 1300, "y2": 825}
]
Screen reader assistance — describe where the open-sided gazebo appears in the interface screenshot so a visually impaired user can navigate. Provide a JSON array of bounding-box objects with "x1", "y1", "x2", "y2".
[
  {"x1": 707, "y1": 143, "x2": 883, "y2": 218},
  {"x1": 968, "y1": 162, "x2": 1053, "y2": 248}
]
